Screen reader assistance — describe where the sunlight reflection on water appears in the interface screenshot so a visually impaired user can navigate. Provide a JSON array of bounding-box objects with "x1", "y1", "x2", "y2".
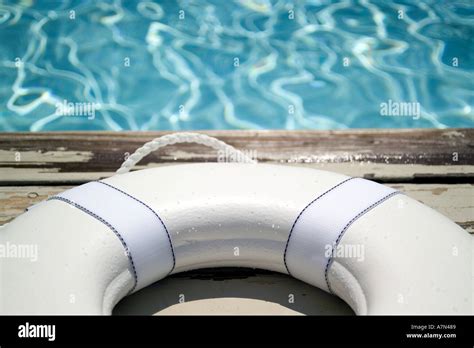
[{"x1": 0, "y1": 0, "x2": 472, "y2": 131}]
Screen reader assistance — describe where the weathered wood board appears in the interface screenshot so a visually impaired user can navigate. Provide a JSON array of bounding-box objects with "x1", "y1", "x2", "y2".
[
  {"x1": 0, "y1": 129, "x2": 472, "y2": 233},
  {"x1": 0, "y1": 129, "x2": 472, "y2": 184}
]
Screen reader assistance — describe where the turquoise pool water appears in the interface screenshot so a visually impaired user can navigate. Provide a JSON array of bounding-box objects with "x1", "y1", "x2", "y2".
[{"x1": 0, "y1": 0, "x2": 472, "y2": 131}]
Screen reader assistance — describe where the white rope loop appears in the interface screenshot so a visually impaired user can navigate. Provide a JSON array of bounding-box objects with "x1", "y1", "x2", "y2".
[{"x1": 117, "y1": 132, "x2": 256, "y2": 174}]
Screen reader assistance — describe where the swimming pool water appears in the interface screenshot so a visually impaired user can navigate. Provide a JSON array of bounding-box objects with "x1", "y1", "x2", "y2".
[{"x1": 0, "y1": 0, "x2": 473, "y2": 131}]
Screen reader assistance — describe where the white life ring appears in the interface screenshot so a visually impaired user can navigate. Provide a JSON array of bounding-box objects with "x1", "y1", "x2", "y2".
[{"x1": 0, "y1": 133, "x2": 472, "y2": 315}]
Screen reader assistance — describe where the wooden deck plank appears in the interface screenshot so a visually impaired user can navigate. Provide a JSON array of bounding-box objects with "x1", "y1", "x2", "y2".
[
  {"x1": 0, "y1": 130, "x2": 471, "y2": 230},
  {"x1": 0, "y1": 129, "x2": 472, "y2": 184},
  {"x1": 1, "y1": 184, "x2": 472, "y2": 233}
]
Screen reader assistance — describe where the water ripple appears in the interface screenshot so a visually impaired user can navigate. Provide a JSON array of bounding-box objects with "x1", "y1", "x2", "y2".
[{"x1": 0, "y1": 0, "x2": 472, "y2": 131}]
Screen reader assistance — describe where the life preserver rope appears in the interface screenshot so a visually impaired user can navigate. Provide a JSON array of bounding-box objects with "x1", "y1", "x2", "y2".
[{"x1": 117, "y1": 132, "x2": 256, "y2": 174}]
